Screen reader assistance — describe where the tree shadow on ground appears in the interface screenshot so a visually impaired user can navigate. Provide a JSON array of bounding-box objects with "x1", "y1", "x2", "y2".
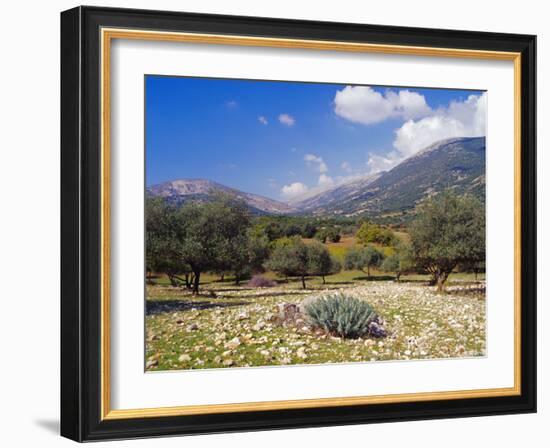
[
  {"x1": 352, "y1": 275, "x2": 397, "y2": 282},
  {"x1": 146, "y1": 299, "x2": 250, "y2": 316},
  {"x1": 217, "y1": 290, "x2": 313, "y2": 300},
  {"x1": 446, "y1": 286, "x2": 486, "y2": 297}
]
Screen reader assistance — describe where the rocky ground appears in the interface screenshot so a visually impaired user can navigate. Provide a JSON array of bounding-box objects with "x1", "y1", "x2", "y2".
[{"x1": 145, "y1": 279, "x2": 486, "y2": 371}]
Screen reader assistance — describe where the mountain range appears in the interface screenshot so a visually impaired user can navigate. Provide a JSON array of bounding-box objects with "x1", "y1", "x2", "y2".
[
  {"x1": 147, "y1": 178, "x2": 296, "y2": 215},
  {"x1": 147, "y1": 137, "x2": 485, "y2": 218}
]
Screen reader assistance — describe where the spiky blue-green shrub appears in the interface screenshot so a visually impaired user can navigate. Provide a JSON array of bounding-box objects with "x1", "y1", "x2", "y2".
[{"x1": 304, "y1": 293, "x2": 378, "y2": 339}]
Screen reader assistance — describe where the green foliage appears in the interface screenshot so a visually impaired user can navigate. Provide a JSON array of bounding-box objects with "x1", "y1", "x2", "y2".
[
  {"x1": 265, "y1": 237, "x2": 340, "y2": 288},
  {"x1": 301, "y1": 222, "x2": 318, "y2": 238},
  {"x1": 356, "y1": 222, "x2": 396, "y2": 246},
  {"x1": 307, "y1": 242, "x2": 341, "y2": 283},
  {"x1": 264, "y1": 236, "x2": 310, "y2": 287},
  {"x1": 304, "y1": 293, "x2": 378, "y2": 339},
  {"x1": 175, "y1": 193, "x2": 252, "y2": 292},
  {"x1": 344, "y1": 245, "x2": 384, "y2": 277},
  {"x1": 409, "y1": 191, "x2": 485, "y2": 291},
  {"x1": 315, "y1": 227, "x2": 341, "y2": 244},
  {"x1": 314, "y1": 229, "x2": 328, "y2": 243},
  {"x1": 380, "y1": 242, "x2": 415, "y2": 281},
  {"x1": 145, "y1": 196, "x2": 191, "y2": 286},
  {"x1": 252, "y1": 215, "x2": 354, "y2": 241}
]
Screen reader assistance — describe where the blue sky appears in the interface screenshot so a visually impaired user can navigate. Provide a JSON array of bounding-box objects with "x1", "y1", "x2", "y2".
[{"x1": 145, "y1": 75, "x2": 486, "y2": 202}]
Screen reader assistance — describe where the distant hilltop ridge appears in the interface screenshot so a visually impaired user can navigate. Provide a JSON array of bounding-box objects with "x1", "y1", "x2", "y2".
[
  {"x1": 147, "y1": 178, "x2": 297, "y2": 215},
  {"x1": 147, "y1": 136, "x2": 485, "y2": 217}
]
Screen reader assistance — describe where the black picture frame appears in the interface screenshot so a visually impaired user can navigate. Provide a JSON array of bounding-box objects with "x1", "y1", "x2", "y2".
[{"x1": 61, "y1": 5, "x2": 536, "y2": 442}]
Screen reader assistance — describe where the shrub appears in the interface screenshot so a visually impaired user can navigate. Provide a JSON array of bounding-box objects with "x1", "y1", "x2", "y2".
[
  {"x1": 304, "y1": 292, "x2": 378, "y2": 338},
  {"x1": 247, "y1": 274, "x2": 276, "y2": 288},
  {"x1": 344, "y1": 245, "x2": 384, "y2": 277}
]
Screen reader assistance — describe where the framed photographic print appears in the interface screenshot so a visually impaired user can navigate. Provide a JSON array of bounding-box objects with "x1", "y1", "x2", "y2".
[{"x1": 60, "y1": 6, "x2": 536, "y2": 442}]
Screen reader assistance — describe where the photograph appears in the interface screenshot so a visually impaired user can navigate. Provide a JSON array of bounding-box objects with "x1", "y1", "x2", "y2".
[
  {"x1": 57, "y1": 5, "x2": 537, "y2": 442},
  {"x1": 144, "y1": 76, "x2": 487, "y2": 371}
]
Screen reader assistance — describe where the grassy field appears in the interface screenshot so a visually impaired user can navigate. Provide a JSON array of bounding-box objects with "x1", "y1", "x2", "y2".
[{"x1": 145, "y1": 272, "x2": 486, "y2": 371}]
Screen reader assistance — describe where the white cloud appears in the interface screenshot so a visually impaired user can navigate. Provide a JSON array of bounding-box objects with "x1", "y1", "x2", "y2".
[
  {"x1": 225, "y1": 100, "x2": 238, "y2": 109},
  {"x1": 281, "y1": 182, "x2": 309, "y2": 199},
  {"x1": 341, "y1": 161, "x2": 352, "y2": 172},
  {"x1": 366, "y1": 92, "x2": 487, "y2": 173},
  {"x1": 318, "y1": 173, "x2": 334, "y2": 188},
  {"x1": 366, "y1": 152, "x2": 401, "y2": 174},
  {"x1": 304, "y1": 153, "x2": 328, "y2": 173},
  {"x1": 279, "y1": 113, "x2": 296, "y2": 126},
  {"x1": 258, "y1": 116, "x2": 268, "y2": 125},
  {"x1": 334, "y1": 86, "x2": 431, "y2": 125},
  {"x1": 393, "y1": 93, "x2": 487, "y2": 157}
]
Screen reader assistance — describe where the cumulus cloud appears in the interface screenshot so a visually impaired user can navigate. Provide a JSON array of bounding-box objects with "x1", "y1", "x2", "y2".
[
  {"x1": 318, "y1": 173, "x2": 334, "y2": 188},
  {"x1": 334, "y1": 86, "x2": 431, "y2": 125},
  {"x1": 366, "y1": 152, "x2": 401, "y2": 174},
  {"x1": 366, "y1": 92, "x2": 487, "y2": 173},
  {"x1": 281, "y1": 182, "x2": 309, "y2": 199},
  {"x1": 393, "y1": 93, "x2": 487, "y2": 157},
  {"x1": 279, "y1": 113, "x2": 296, "y2": 126},
  {"x1": 304, "y1": 153, "x2": 328, "y2": 173},
  {"x1": 258, "y1": 116, "x2": 268, "y2": 125},
  {"x1": 341, "y1": 161, "x2": 352, "y2": 172}
]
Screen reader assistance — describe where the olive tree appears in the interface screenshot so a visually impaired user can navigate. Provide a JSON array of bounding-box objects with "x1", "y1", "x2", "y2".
[
  {"x1": 265, "y1": 236, "x2": 310, "y2": 288},
  {"x1": 307, "y1": 241, "x2": 341, "y2": 284},
  {"x1": 176, "y1": 193, "x2": 251, "y2": 294},
  {"x1": 344, "y1": 245, "x2": 384, "y2": 278},
  {"x1": 409, "y1": 191, "x2": 485, "y2": 291},
  {"x1": 380, "y1": 242, "x2": 414, "y2": 281},
  {"x1": 356, "y1": 222, "x2": 396, "y2": 246},
  {"x1": 145, "y1": 196, "x2": 193, "y2": 287}
]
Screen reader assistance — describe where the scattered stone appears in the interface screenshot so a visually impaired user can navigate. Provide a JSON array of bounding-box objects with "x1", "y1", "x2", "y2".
[
  {"x1": 178, "y1": 354, "x2": 191, "y2": 362},
  {"x1": 225, "y1": 337, "x2": 241, "y2": 350},
  {"x1": 222, "y1": 359, "x2": 234, "y2": 367},
  {"x1": 146, "y1": 359, "x2": 158, "y2": 369},
  {"x1": 186, "y1": 323, "x2": 199, "y2": 331},
  {"x1": 253, "y1": 321, "x2": 265, "y2": 331}
]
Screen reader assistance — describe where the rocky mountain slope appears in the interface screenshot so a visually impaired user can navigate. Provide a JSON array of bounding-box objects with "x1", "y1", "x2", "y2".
[
  {"x1": 147, "y1": 179, "x2": 296, "y2": 215},
  {"x1": 148, "y1": 137, "x2": 485, "y2": 218}
]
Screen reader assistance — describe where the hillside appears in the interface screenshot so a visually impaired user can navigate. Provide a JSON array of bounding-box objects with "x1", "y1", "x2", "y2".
[
  {"x1": 303, "y1": 137, "x2": 485, "y2": 217},
  {"x1": 148, "y1": 137, "x2": 485, "y2": 219},
  {"x1": 147, "y1": 179, "x2": 296, "y2": 215}
]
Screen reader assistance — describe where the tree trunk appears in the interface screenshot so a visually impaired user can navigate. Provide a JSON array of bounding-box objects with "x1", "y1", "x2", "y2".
[
  {"x1": 166, "y1": 272, "x2": 178, "y2": 287},
  {"x1": 235, "y1": 274, "x2": 240, "y2": 286},
  {"x1": 367, "y1": 265, "x2": 370, "y2": 278},
  {"x1": 322, "y1": 275, "x2": 326, "y2": 284},
  {"x1": 220, "y1": 273, "x2": 225, "y2": 282},
  {"x1": 192, "y1": 271, "x2": 201, "y2": 295},
  {"x1": 184, "y1": 274, "x2": 192, "y2": 290},
  {"x1": 436, "y1": 271, "x2": 450, "y2": 292},
  {"x1": 396, "y1": 272, "x2": 401, "y2": 282},
  {"x1": 301, "y1": 276, "x2": 306, "y2": 289}
]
